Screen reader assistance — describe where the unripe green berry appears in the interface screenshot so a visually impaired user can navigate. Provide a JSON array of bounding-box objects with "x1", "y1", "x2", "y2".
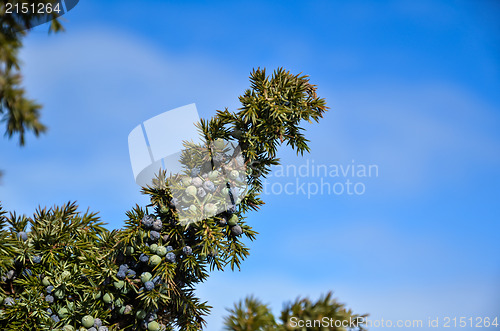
[
  {"x1": 42, "y1": 277, "x2": 51, "y2": 286},
  {"x1": 149, "y1": 255, "x2": 161, "y2": 266},
  {"x1": 58, "y1": 307, "x2": 69, "y2": 318},
  {"x1": 114, "y1": 280, "x2": 125, "y2": 289},
  {"x1": 82, "y1": 315, "x2": 94, "y2": 328},
  {"x1": 103, "y1": 293, "x2": 113, "y2": 304},
  {"x1": 228, "y1": 214, "x2": 239, "y2": 226},
  {"x1": 54, "y1": 289, "x2": 65, "y2": 299},
  {"x1": 140, "y1": 272, "x2": 152, "y2": 283},
  {"x1": 149, "y1": 244, "x2": 158, "y2": 254},
  {"x1": 115, "y1": 298, "x2": 124, "y2": 307},
  {"x1": 186, "y1": 185, "x2": 197, "y2": 196},
  {"x1": 229, "y1": 170, "x2": 239, "y2": 180},
  {"x1": 156, "y1": 246, "x2": 167, "y2": 257},
  {"x1": 148, "y1": 321, "x2": 161, "y2": 331}
]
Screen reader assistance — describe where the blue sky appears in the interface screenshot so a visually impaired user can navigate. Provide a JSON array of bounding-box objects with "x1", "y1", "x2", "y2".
[{"x1": 1, "y1": 0, "x2": 499, "y2": 330}]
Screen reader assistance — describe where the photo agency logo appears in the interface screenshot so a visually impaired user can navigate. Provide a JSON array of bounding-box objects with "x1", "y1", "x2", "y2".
[
  {"x1": 262, "y1": 159, "x2": 379, "y2": 198},
  {"x1": 128, "y1": 104, "x2": 248, "y2": 226},
  {"x1": 3, "y1": 0, "x2": 79, "y2": 31}
]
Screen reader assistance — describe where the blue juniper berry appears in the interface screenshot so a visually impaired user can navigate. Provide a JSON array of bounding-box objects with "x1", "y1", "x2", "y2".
[
  {"x1": 197, "y1": 187, "x2": 207, "y2": 198},
  {"x1": 94, "y1": 318, "x2": 102, "y2": 327},
  {"x1": 141, "y1": 215, "x2": 155, "y2": 228},
  {"x1": 150, "y1": 231, "x2": 160, "y2": 241},
  {"x1": 203, "y1": 180, "x2": 216, "y2": 192},
  {"x1": 166, "y1": 252, "x2": 176, "y2": 263},
  {"x1": 17, "y1": 231, "x2": 28, "y2": 241},
  {"x1": 231, "y1": 225, "x2": 243, "y2": 236},
  {"x1": 182, "y1": 246, "x2": 192, "y2": 256},
  {"x1": 192, "y1": 177, "x2": 203, "y2": 187},
  {"x1": 152, "y1": 219, "x2": 162, "y2": 231},
  {"x1": 144, "y1": 281, "x2": 155, "y2": 291}
]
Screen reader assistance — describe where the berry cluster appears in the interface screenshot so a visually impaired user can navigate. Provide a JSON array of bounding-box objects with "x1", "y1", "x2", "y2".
[{"x1": 166, "y1": 138, "x2": 248, "y2": 227}]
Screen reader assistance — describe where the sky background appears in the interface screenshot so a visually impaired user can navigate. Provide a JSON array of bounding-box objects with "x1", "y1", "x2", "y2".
[{"x1": 1, "y1": 0, "x2": 500, "y2": 330}]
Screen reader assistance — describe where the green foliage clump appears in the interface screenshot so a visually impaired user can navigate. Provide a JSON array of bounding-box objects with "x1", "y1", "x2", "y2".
[
  {"x1": 0, "y1": 202, "x2": 112, "y2": 330},
  {"x1": 225, "y1": 292, "x2": 367, "y2": 331},
  {"x1": 224, "y1": 296, "x2": 277, "y2": 331}
]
